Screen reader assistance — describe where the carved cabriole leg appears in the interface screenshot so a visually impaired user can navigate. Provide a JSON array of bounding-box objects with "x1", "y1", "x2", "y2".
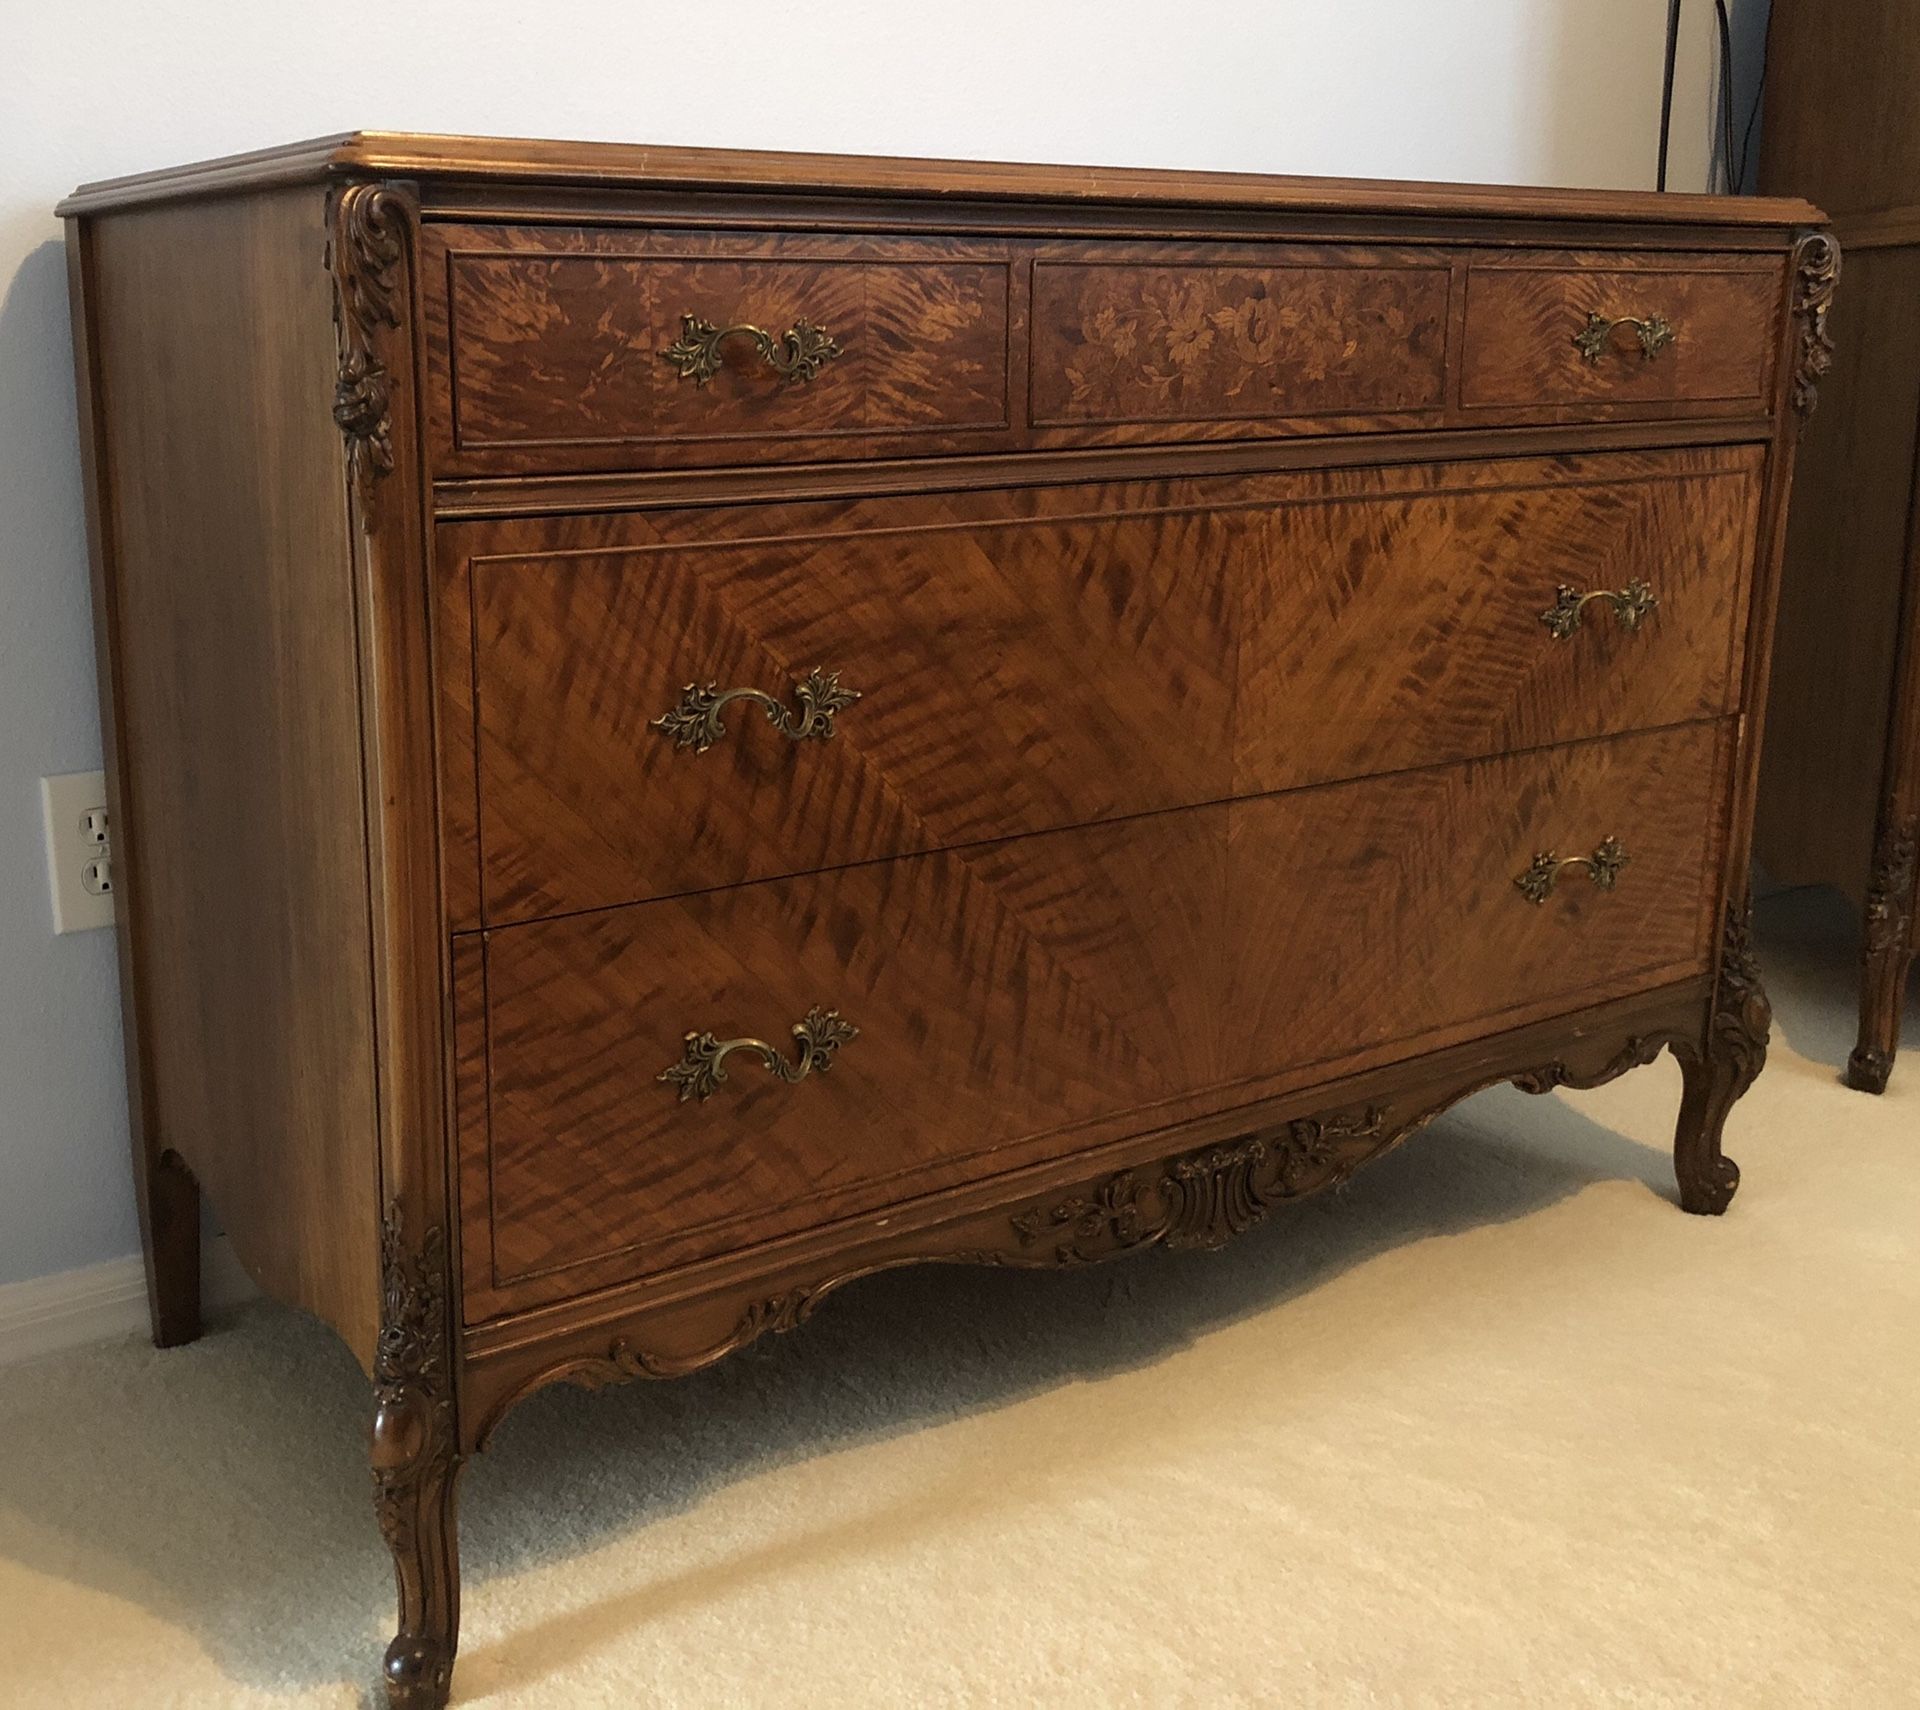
[
  {"x1": 1672, "y1": 896, "x2": 1770, "y2": 1215},
  {"x1": 135, "y1": 1146, "x2": 201, "y2": 1348},
  {"x1": 330, "y1": 179, "x2": 462, "y2": 1707},
  {"x1": 373, "y1": 1207, "x2": 462, "y2": 1710},
  {"x1": 1846, "y1": 813, "x2": 1917, "y2": 1093},
  {"x1": 1673, "y1": 1054, "x2": 1747, "y2": 1216}
]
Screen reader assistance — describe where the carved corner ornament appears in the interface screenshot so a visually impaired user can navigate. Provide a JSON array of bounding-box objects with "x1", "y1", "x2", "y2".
[
  {"x1": 1861, "y1": 812, "x2": 1919, "y2": 958},
  {"x1": 329, "y1": 184, "x2": 414, "y2": 490},
  {"x1": 371, "y1": 1205, "x2": 453, "y2": 1543},
  {"x1": 1789, "y1": 231, "x2": 1840, "y2": 417},
  {"x1": 1710, "y1": 892, "x2": 1772, "y2": 1087}
]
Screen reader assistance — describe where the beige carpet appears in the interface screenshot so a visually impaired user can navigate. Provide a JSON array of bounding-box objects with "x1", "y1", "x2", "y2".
[{"x1": 1, "y1": 889, "x2": 1914, "y2": 1709}]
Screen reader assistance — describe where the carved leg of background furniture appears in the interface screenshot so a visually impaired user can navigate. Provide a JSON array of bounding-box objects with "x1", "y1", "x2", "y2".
[
  {"x1": 134, "y1": 1146, "x2": 201, "y2": 1347},
  {"x1": 1846, "y1": 813, "x2": 1917, "y2": 1093},
  {"x1": 1672, "y1": 897, "x2": 1771, "y2": 1216},
  {"x1": 1846, "y1": 944, "x2": 1913, "y2": 1094}
]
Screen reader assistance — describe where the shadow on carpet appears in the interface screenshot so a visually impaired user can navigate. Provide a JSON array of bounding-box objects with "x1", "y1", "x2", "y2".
[{"x1": 0, "y1": 1083, "x2": 1687, "y2": 1700}]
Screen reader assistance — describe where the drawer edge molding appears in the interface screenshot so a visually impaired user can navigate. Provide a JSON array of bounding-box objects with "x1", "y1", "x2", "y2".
[
  {"x1": 430, "y1": 420, "x2": 1781, "y2": 520},
  {"x1": 460, "y1": 953, "x2": 1756, "y2": 1450}
]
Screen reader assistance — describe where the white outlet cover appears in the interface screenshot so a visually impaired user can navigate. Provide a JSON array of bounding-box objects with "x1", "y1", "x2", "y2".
[{"x1": 41, "y1": 770, "x2": 115, "y2": 934}]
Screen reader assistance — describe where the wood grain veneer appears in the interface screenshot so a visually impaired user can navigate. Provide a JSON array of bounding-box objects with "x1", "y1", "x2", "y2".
[
  {"x1": 67, "y1": 190, "x2": 382, "y2": 1363},
  {"x1": 454, "y1": 448, "x2": 1759, "y2": 924},
  {"x1": 1027, "y1": 250, "x2": 1450, "y2": 427},
  {"x1": 465, "y1": 723, "x2": 1728, "y2": 1317},
  {"x1": 62, "y1": 134, "x2": 1826, "y2": 1709},
  {"x1": 1460, "y1": 252, "x2": 1781, "y2": 413},
  {"x1": 424, "y1": 225, "x2": 1017, "y2": 473}
]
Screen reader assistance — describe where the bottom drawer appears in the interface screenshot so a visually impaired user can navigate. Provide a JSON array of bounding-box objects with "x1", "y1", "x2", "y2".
[{"x1": 459, "y1": 722, "x2": 1730, "y2": 1317}]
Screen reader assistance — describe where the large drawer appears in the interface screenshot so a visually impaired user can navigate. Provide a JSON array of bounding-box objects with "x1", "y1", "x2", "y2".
[
  {"x1": 456, "y1": 722, "x2": 1731, "y2": 1318},
  {"x1": 1460, "y1": 251, "x2": 1782, "y2": 418},
  {"x1": 422, "y1": 224, "x2": 1017, "y2": 474},
  {"x1": 446, "y1": 446, "x2": 1763, "y2": 926}
]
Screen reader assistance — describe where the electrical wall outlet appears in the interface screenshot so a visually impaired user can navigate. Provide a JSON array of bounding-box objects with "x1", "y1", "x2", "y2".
[{"x1": 41, "y1": 770, "x2": 116, "y2": 933}]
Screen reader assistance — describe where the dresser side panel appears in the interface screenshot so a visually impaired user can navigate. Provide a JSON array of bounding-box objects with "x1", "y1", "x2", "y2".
[
  {"x1": 80, "y1": 188, "x2": 382, "y2": 1364},
  {"x1": 1756, "y1": 244, "x2": 1920, "y2": 901}
]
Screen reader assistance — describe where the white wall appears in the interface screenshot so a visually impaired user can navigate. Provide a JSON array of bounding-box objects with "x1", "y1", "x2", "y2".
[{"x1": 0, "y1": 0, "x2": 1767, "y2": 1288}]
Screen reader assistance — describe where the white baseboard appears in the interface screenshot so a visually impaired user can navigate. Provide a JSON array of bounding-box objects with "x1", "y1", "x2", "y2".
[{"x1": 0, "y1": 1236, "x2": 258, "y2": 1367}]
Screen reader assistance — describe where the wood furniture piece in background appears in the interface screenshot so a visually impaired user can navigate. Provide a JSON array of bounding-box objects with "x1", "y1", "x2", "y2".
[
  {"x1": 1756, "y1": 0, "x2": 1920, "y2": 1091},
  {"x1": 61, "y1": 135, "x2": 1830, "y2": 1708}
]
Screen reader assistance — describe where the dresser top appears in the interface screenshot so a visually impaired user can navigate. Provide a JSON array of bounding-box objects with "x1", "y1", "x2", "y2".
[{"x1": 58, "y1": 130, "x2": 1823, "y2": 228}]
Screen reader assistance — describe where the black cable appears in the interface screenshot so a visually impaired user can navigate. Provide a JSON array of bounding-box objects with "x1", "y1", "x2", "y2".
[
  {"x1": 1735, "y1": 15, "x2": 1769, "y2": 193},
  {"x1": 1658, "y1": 0, "x2": 1683, "y2": 191},
  {"x1": 1713, "y1": 0, "x2": 1738, "y2": 192}
]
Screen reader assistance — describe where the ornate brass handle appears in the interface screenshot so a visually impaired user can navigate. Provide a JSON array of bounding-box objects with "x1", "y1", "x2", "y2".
[
  {"x1": 651, "y1": 667, "x2": 860, "y2": 755},
  {"x1": 659, "y1": 312, "x2": 843, "y2": 386},
  {"x1": 1539, "y1": 579, "x2": 1659, "y2": 640},
  {"x1": 659, "y1": 1006, "x2": 858, "y2": 1103},
  {"x1": 1572, "y1": 311, "x2": 1676, "y2": 364},
  {"x1": 1515, "y1": 837, "x2": 1630, "y2": 905}
]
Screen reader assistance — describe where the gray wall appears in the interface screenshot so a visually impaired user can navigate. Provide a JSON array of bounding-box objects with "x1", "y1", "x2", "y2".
[{"x1": 0, "y1": 0, "x2": 1762, "y2": 1287}]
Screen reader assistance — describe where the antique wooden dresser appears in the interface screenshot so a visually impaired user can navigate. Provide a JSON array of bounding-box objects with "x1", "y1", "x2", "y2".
[
  {"x1": 60, "y1": 135, "x2": 1830, "y2": 1707},
  {"x1": 1755, "y1": 0, "x2": 1920, "y2": 1092}
]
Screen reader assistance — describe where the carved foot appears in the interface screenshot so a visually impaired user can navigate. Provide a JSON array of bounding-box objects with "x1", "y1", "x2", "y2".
[
  {"x1": 1672, "y1": 896, "x2": 1770, "y2": 1217},
  {"x1": 1676, "y1": 1146, "x2": 1741, "y2": 1216},
  {"x1": 383, "y1": 1634, "x2": 456, "y2": 1710},
  {"x1": 1846, "y1": 1045, "x2": 1894, "y2": 1096}
]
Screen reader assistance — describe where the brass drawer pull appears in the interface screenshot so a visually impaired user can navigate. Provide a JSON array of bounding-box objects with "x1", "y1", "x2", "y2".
[
  {"x1": 651, "y1": 667, "x2": 860, "y2": 755},
  {"x1": 1572, "y1": 311, "x2": 1676, "y2": 364},
  {"x1": 660, "y1": 312, "x2": 843, "y2": 386},
  {"x1": 1539, "y1": 579, "x2": 1659, "y2": 640},
  {"x1": 659, "y1": 1006, "x2": 859, "y2": 1102},
  {"x1": 1515, "y1": 836, "x2": 1630, "y2": 905}
]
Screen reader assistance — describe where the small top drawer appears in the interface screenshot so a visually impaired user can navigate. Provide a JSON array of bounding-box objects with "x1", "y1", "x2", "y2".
[
  {"x1": 422, "y1": 225, "x2": 1016, "y2": 474},
  {"x1": 1028, "y1": 244, "x2": 1452, "y2": 437},
  {"x1": 1459, "y1": 252, "x2": 1781, "y2": 415}
]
